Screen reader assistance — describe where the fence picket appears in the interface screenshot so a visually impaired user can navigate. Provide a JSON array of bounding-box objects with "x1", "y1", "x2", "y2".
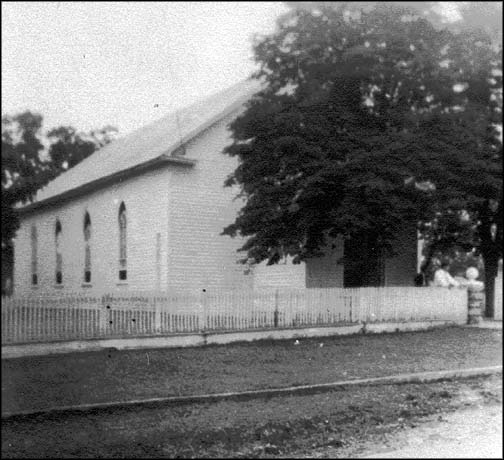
[{"x1": 1, "y1": 287, "x2": 467, "y2": 344}]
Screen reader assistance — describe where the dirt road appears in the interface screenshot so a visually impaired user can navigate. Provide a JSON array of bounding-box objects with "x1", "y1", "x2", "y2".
[{"x1": 361, "y1": 403, "x2": 502, "y2": 458}]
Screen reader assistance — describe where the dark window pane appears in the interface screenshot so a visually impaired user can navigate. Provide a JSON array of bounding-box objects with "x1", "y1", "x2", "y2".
[
  {"x1": 32, "y1": 274, "x2": 38, "y2": 285},
  {"x1": 84, "y1": 271, "x2": 91, "y2": 283},
  {"x1": 56, "y1": 271, "x2": 62, "y2": 284},
  {"x1": 119, "y1": 270, "x2": 127, "y2": 281}
]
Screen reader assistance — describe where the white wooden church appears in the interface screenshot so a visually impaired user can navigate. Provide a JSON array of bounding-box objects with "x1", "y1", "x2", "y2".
[{"x1": 13, "y1": 79, "x2": 417, "y2": 296}]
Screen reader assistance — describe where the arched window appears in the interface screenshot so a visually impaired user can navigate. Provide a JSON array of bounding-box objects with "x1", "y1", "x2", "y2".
[
  {"x1": 84, "y1": 212, "x2": 92, "y2": 283},
  {"x1": 118, "y1": 202, "x2": 127, "y2": 280},
  {"x1": 30, "y1": 225, "x2": 38, "y2": 285},
  {"x1": 55, "y1": 219, "x2": 63, "y2": 284}
]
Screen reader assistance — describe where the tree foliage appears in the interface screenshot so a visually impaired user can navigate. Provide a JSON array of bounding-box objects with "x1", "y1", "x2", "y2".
[
  {"x1": 1, "y1": 111, "x2": 117, "y2": 293},
  {"x1": 223, "y1": 2, "x2": 502, "y2": 294},
  {"x1": 287, "y1": 2, "x2": 503, "y2": 41},
  {"x1": 46, "y1": 124, "x2": 117, "y2": 177}
]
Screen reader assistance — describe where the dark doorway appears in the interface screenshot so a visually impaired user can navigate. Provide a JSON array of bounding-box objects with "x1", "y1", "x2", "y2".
[{"x1": 343, "y1": 235, "x2": 385, "y2": 287}]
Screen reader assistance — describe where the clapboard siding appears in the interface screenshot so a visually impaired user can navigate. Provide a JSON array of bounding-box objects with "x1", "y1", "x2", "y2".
[
  {"x1": 14, "y1": 168, "x2": 171, "y2": 295},
  {"x1": 252, "y1": 258, "x2": 306, "y2": 289},
  {"x1": 167, "y1": 111, "x2": 254, "y2": 292},
  {"x1": 305, "y1": 237, "x2": 345, "y2": 288}
]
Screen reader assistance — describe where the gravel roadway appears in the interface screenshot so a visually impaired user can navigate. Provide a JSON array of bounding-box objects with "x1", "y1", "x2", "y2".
[
  {"x1": 360, "y1": 404, "x2": 503, "y2": 459},
  {"x1": 2, "y1": 373, "x2": 502, "y2": 458},
  {"x1": 286, "y1": 372, "x2": 502, "y2": 459}
]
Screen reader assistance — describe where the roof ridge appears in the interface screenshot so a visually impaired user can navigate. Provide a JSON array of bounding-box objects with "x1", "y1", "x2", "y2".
[
  {"x1": 117, "y1": 78, "x2": 254, "y2": 145},
  {"x1": 21, "y1": 78, "x2": 262, "y2": 211}
]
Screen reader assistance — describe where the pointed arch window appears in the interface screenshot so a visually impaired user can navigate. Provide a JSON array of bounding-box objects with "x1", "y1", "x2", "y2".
[
  {"x1": 118, "y1": 202, "x2": 127, "y2": 280},
  {"x1": 55, "y1": 219, "x2": 63, "y2": 284},
  {"x1": 30, "y1": 225, "x2": 38, "y2": 285},
  {"x1": 84, "y1": 212, "x2": 92, "y2": 283}
]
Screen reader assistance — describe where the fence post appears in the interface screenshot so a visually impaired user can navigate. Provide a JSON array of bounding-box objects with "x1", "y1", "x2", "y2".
[
  {"x1": 467, "y1": 283, "x2": 484, "y2": 324},
  {"x1": 274, "y1": 289, "x2": 279, "y2": 328},
  {"x1": 13, "y1": 298, "x2": 19, "y2": 343},
  {"x1": 100, "y1": 294, "x2": 109, "y2": 336},
  {"x1": 353, "y1": 289, "x2": 360, "y2": 324},
  {"x1": 154, "y1": 294, "x2": 161, "y2": 334},
  {"x1": 199, "y1": 290, "x2": 206, "y2": 332}
]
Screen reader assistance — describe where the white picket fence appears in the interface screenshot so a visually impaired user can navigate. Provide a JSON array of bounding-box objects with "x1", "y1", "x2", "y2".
[
  {"x1": 494, "y1": 274, "x2": 503, "y2": 321},
  {"x1": 1, "y1": 287, "x2": 468, "y2": 345}
]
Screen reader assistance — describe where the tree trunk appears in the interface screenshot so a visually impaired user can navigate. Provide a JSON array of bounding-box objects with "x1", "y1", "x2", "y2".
[
  {"x1": 1, "y1": 243, "x2": 14, "y2": 296},
  {"x1": 478, "y1": 198, "x2": 502, "y2": 319},
  {"x1": 481, "y1": 248, "x2": 499, "y2": 318},
  {"x1": 420, "y1": 238, "x2": 442, "y2": 285}
]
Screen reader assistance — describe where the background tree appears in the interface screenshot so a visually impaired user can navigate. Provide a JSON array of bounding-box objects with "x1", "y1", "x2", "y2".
[
  {"x1": 287, "y1": 2, "x2": 503, "y2": 40},
  {"x1": 2, "y1": 112, "x2": 47, "y2": 296},
  {"x1": 416, "y1": 110, "x2": 502, "y2": 313},
  {"x1": 46, "y1": 124, "x2": 118, "y2": 178},
  {"x1": 1, "y1": 111, "x2": 117, "y2": 295},
  {"x1": 222, "y1": 2, "x2": 501, "y2": 307}
]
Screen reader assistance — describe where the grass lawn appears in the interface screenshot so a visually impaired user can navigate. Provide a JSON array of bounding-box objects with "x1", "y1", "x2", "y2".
[
  {"x1": 2, "y1": 374, "x2": 501, "y2": 458},
  {"x1": 2, "y1": 326, "x2": 502, "y2": 414}
]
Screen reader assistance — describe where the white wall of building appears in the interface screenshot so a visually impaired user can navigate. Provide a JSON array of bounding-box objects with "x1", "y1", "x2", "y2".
[
  {"x1": 252, "y1": 257, "x2": 306, "y2": 290},
  {"x1": 306, "y1": 237, "x2": 345, "y2": 288},
  {"x1": 167, "y1": 110, "x2": 255, "y2": 293},
  {"x1": 14, "y1": 168, "x2": 171, "y2": 295}
]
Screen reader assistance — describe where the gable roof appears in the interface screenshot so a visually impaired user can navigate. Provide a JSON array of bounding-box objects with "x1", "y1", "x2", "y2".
[{"x1": 19, "y1": 78, "x2": 262, "y2": 214}]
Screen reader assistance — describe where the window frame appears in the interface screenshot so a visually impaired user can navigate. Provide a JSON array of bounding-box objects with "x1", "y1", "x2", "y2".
[
  {"x1": 30, "y1": 225, "x2": 38, "y2": 286},
  {"x1": 83, "y1": 212, "x2": 92, "y2": 284},
  {"x1": 55, "y1": 219, "x2": 63, "y2": 285},
  {"x1": 118, "y1": 202, "x2": 127, "y2": 281}
]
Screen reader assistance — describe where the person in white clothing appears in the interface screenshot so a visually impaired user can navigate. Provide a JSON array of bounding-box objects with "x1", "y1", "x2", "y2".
[{"x1": 433, "y1": 262, "x2": 460, "y2": 288}]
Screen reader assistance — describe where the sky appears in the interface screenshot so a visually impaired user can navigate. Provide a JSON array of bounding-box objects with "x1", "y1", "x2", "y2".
[
  {"x1": 2, "y1": 1, "x2": 288, "y2": 136},
  {"x1": 1, "y1": 2, "x2": 478, "y2": 139}
]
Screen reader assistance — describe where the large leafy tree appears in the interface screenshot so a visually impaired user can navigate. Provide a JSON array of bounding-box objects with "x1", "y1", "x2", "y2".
[
  {"x1": 286, "y1": 2, "x2": 503, "y2": 43},
  {"x1": 223, "y1": 2, "x2": 502, "y2": 308},
  {"x1": 1, "y1": 111, "x2": 117, "y2": 294}
]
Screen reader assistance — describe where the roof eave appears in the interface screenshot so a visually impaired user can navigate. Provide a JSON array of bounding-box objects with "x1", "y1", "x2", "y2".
[
  {"x1": 17, "y1": 155, "x2": 195, "y2": 216},
  {"x1": 17, "y1": 80, "x2": 259, "y2": 217}
]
